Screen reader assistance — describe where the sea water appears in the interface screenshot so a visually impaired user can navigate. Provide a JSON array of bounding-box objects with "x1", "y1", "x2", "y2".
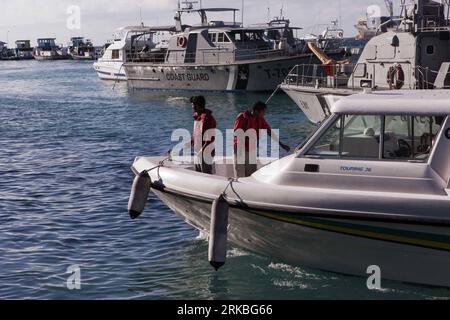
[{"x1": 0, "y1": 60, "x2": 449, "y2": 300}]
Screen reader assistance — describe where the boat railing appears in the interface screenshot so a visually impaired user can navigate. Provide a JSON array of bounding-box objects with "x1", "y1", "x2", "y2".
[
  {"x1": 126, "y1": 46, "x2": 296, "y2": 65},
  {"x1": 283, "y1": 63, "x2": 445, "y2": 90},
  {"x1": 283, "y1": 63, "x2": 359, "y2": 90}
]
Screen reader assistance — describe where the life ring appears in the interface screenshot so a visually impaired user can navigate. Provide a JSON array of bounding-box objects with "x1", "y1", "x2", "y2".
[
  {"x1": 387, "y1": 64, "x2": 405, "y2": 90},
  {"x1": 338, "y1": 31, "x2": 344, "y2": 38},
  {"x1": 177, "y1": 36, "x2": 187, "y2": 48}
]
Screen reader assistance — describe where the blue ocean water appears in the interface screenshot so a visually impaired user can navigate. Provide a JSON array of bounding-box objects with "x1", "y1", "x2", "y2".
[{"x1": 0, "y1": 60, "x2": 449, "y2": 300}]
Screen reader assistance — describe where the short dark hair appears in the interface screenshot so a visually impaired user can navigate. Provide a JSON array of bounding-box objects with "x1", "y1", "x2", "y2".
[
  {"x1": 190, "y1": 95, "x2": 206, "y2": 108},
  {"x1": 252, "y1": 101, "x2": 267, "y2": 112}
]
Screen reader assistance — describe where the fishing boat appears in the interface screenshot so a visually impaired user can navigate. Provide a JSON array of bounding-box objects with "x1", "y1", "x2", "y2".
[
  {"x1": 14, "y1": 40, "x2": 34, "y2": 60},
  {"x1": 68, "y1": 37, "x2": 96, "y2": 60},
  {"x1": 33, "y1": 38, "x2": 70, "y2": 61},
  {"x1": 94, "y1": 25, "x2": 173, "y2": 81},
  {"x1": 128, "y1": 90, "x2": 450, "y2": 287},
  {"x1": 280, "y1": 0, "x2": 450, "y2": 124},
  {"x1": 123, "y1": 2, "x2": 347, "y2": 92},
  {"x1": 0, "y1": 41, "x2": 9, "y2": 60}
]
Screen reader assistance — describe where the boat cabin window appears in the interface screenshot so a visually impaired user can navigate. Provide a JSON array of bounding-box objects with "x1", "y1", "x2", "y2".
[
  {"x1": 111, "y1": 50, "x2": 120, "y2": 59},
  {"x1": 384, "y1": 116, "x2": 443, "y2": 160},
  {"x1": 208, "y1": 32, "x2": 231, "y2": 43},
  {"x1": 305, "y1": 114, "x2": 443, "y2": 161},
  {"x1": 342, "y1": 115, "x2": 381, "y2": 158},
  {"x1": 227, "y1": 31, "x2": 265, "y2": 43}
]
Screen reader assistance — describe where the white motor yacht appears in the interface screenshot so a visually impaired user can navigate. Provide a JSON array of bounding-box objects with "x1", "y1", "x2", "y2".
[
  {"x1": 93, "y1": 25, "x2": 174, "y2": 81},
  {"x1": 129, "y1": 90, "x2": 450, "y2": 287}
]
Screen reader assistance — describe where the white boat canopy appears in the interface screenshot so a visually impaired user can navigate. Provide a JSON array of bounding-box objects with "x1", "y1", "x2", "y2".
[{"x1": 332, "y1": 90, "x2": 450, "y2": 116}]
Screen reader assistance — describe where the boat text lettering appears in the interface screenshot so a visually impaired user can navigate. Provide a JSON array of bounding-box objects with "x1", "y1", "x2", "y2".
[{"x1": 166, "y1": 73, "x2": 210, "y2": 82}]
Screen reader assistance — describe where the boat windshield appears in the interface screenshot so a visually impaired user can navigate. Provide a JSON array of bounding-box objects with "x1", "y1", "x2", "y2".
[{"x1": 304, "y1": 114, "x2": 445, "y2": 161}]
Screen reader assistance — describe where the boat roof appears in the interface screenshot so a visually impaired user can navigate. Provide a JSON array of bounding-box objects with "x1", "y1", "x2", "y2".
[
  {"x1": 118, "y1": 25, "x2": 176, "y2": 33},
  {"x1": 332, "y1": 91, "x2": 450, "y2": 116},
  {"x1": 177, "y1": 8, "x2": 239, "y2": 13},
  {"x1": 37, "y1": 38, "x2": 56, "y2": 40}
]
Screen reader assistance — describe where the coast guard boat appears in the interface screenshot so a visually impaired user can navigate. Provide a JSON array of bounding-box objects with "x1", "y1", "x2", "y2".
[
  {"x1": 123, "y1": 2, "x2": 347, "y2": 92},
  {"x1": 129, "y1": 90, "x2": 450, "y2": 287},
  {"x1": 281, "y1": 0, "x2": 450, "y2": 123}
]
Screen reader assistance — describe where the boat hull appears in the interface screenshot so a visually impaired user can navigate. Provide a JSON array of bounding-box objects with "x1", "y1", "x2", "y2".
[
  {"x1": 153, "y1": 188, "x2": 450, "y2": 288},
  {"x1": 71, "y1": 54, "x2": 95, "y2": 61},
  {"x1": 33, "y1": 55, "x2": 70, "y2": 61},
  {"x1": 281, "y1": 84, "x2": 355, "y2": 124},
  {"x1": 93, "y1": 60, "x2": 127, "y2": 81},
  {"x1": 125, "y1": 55, "x2": 323, "y2": 92}
]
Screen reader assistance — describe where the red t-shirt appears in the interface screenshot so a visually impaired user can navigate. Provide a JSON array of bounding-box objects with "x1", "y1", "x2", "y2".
[
  {"x1": 192, "y1": 109, "x2": 216, "y2": 152},
  {"x1": 233, "y1": 111, "x2": 270, "y2": 151}
]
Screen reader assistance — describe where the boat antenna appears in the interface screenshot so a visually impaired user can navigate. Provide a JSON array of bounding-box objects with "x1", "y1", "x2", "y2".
[
  {"x1": 139, "y1": 7, "x2": 144, "y2": 27},
  {"x1": 241, "y1": 0, "x2": 245, "y2": 26},
  {"x1": 384, "y1": 0, "x2": 394, "y2": 19}
]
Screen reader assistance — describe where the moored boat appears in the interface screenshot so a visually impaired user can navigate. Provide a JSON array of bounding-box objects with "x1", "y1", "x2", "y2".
[
  {"x1": 33, "y1": 38, "x2": 70, "y2": 61},
  {"x1": 14, "y1": 40, "x2": 34, "y2": 60},
  {"x1": 68, "y1": 37, "x2": 96, "y2": 60},
  {"x1": 280, "y1": 0, "x2": 450, "y2": 124},
  {"x1": 94, "y1": 25, "x2": 173, "y2": 81},
  {"x1": 129, "y1": 90, "x2": 450, "y2": 287},
  {"x1": 123, "y1": 3, "x2": 347, "y2": 92}
]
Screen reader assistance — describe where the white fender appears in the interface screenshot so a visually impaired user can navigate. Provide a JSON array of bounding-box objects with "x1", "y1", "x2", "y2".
[
  {"x1": 128, "y1": 171, "x2": 151, "y2": 219},
  {"x1": 208, "y1": 194, "x2": 229, "y2": 271}
]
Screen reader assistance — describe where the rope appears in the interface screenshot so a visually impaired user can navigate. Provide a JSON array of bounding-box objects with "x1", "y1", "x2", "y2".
[
  {"x1": 112, "y1": 63, "x2": 125, "y2": 91},
  {"x1": 222, "y1": 177, "x2": 238, "y2": 197},
  {"x1": 142, "y1": 155, "x2": 171, "y2": 174},
  {"x1": 265, "y1": 85, "x2": 281, "y2": 104}
]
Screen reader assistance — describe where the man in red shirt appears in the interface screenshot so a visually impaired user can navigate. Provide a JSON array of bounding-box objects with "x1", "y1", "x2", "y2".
[
  {"x1": 190, "y1": 96, "x2": 217, "y2": 175},
  {"x1": 233, "y1": 101, "x2": 290, "y2": 178}
]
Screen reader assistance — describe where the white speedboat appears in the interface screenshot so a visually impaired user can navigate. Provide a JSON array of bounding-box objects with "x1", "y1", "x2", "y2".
[
  {"x1": 93, "y1": 25, "x2": 173, "y2": 81},
  {"x1": 129, "y1": 90, "x2": 450, "y2": 287}
]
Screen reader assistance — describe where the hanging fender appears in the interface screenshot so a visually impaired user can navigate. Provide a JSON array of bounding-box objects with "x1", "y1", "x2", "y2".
[
  {"x1": 208, "y1": 194, "x2": 229, "y2": 271},
  {"x1": 128, "y1": 171, "x2": 151, "y2": 220},
  {"x1": 387, "y1": 64, "x2": 405, "y2": 90}
]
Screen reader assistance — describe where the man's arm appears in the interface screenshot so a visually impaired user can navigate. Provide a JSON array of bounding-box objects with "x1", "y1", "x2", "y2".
[{"x1": 263, "y1": 119, "x2": 291, "y2": 153}]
